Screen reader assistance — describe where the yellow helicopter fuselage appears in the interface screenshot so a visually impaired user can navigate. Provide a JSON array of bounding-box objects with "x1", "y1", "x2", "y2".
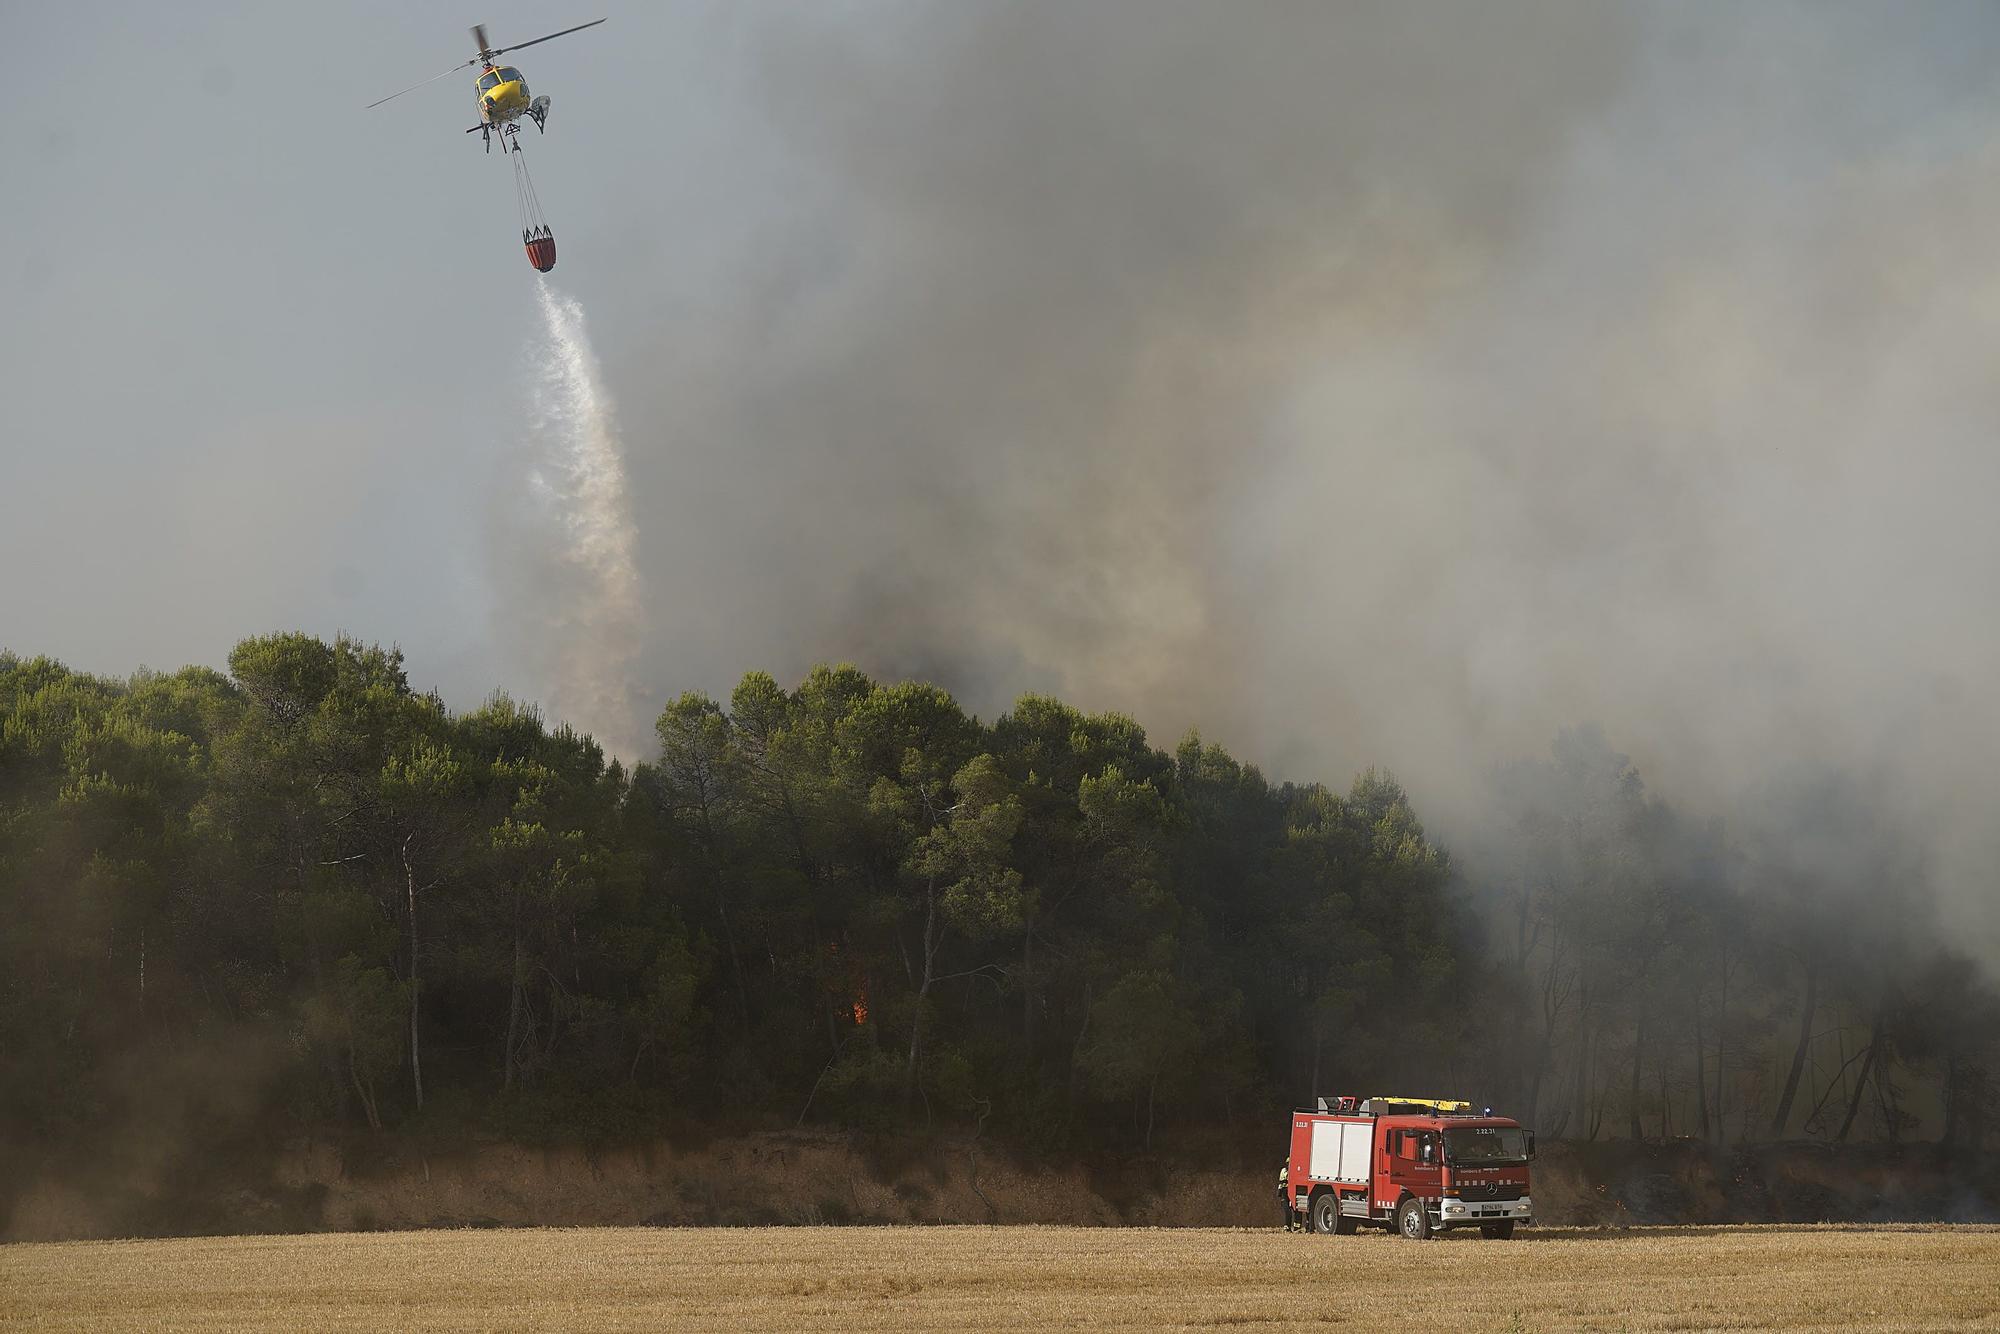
[{"x1": 476, "y1": 65, "x2": 531, "y2": 125}]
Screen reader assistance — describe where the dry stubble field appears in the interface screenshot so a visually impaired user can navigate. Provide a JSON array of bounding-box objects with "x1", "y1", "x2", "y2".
[{"x1": 4, "y1": 1223, "x2": 1997, "y2": 1332}]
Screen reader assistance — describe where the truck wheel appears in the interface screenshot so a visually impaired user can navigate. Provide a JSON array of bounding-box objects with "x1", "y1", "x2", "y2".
[
  {"x1": 1310, "y1": 1193, "x2": 1340, "y2": 1235},
  {"x1": 1396, "y1": 1197, "x2": 1432, "y2": 1241},
  {"x1": 1479, "y1": 1220, "x2": 1516, "y2": 1240}
]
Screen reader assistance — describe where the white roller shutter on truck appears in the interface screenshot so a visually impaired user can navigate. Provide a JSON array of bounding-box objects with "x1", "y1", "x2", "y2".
[
  {"x1": 1340, "y1": 1121, "x2": 1371, "y2": 1182},
  {"x1": 1306, "y1": 1119, "x2": 1372, "y2": 1184}
]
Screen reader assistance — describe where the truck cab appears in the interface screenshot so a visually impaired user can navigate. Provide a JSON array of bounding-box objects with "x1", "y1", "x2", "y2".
[{"x1": 1286, "y1": 1094, "x2": 1534, "y2": 1239}]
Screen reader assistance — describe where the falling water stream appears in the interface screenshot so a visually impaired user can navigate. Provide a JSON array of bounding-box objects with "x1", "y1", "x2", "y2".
[{"x1": 524, "y1": 277, "x2": 643, "y2": 755}]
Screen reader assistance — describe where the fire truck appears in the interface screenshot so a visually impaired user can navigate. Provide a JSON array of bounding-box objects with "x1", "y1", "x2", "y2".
[{"x1": 1285, "y1": 1095, "x2": 1535, "y2": 1239}]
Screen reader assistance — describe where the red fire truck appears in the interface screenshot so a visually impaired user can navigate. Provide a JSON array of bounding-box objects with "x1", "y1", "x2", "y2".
[{"x1": 1285, "y1": 1095, "x2": 1535, "y2": 1239}]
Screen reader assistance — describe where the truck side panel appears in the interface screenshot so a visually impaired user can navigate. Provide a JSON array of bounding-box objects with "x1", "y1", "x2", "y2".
[
  {"x1": 1304, "y1": 1116, "x2": 1371, "y2": 1184},
  {"x1": 1340, "y1": 1121, "x2": 1371, "y2": 1183},
  {"x1": 1308, "y1": 1120, "x2": 1340, "y2": 1181}
]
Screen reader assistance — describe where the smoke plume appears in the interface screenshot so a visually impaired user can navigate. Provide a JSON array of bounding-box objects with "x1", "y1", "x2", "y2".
[{"x1": 532, "y1": 1, "x2": 2000, "y2": 962}]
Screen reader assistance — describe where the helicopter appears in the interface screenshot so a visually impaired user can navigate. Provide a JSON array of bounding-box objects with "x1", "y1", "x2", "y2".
[
  {"x1": 366, "y1": 19, "x2": 606, "y2": 152},
  {"x1": 368, "y1": 20, "x2": 605, "y2": 273}
]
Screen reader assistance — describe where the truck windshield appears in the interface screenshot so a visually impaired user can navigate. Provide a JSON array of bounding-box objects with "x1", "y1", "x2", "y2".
[{"x1": 1445, "y1": 1127, "x2": 1529, "y2": 1164}]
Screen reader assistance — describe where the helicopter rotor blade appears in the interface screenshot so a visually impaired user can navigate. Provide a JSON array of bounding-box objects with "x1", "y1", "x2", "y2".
[
  {"x1": 366, "y1": 58, "x2": 477, "y2": 110},
  {"x1": 490, "y1": 17, "x2": 607, "y2": 58},
  {"x1": 471, "y1": 24, "x2": 492, "y2": 58}
]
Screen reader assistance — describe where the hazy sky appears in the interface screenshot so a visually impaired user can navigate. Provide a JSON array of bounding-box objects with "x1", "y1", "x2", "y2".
[{"x1": 7, "y1": 3, "x2": 2000, "y2": 958}]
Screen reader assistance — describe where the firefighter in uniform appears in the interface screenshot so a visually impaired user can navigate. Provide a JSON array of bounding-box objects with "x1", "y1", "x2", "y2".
[{"x1": 1278, "y1": 1160, "x2": 1299, "y2": 1231}]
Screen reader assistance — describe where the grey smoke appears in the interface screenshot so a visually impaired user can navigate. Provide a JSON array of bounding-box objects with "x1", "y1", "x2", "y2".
[{"x1": 498, "y1": 2, "x2": 2000, "y2": 960}]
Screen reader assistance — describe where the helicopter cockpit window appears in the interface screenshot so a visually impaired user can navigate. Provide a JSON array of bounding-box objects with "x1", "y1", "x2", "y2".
[
  {"x1": 497, "y1": 67, "x2": 523, "y2": 83},
  {"x1": 478, "y1": 71, "x2": 501, "y2": 90}
]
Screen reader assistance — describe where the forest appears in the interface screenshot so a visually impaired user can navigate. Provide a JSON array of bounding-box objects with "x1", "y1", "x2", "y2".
[{"x1": 2, "y1": 634, "x2": 1994, "y2": 1161}]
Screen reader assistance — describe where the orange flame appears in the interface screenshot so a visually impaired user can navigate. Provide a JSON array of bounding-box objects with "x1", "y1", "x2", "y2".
[{"x1": 829, "y1": 938, "x2": 868, "y2": 1024}]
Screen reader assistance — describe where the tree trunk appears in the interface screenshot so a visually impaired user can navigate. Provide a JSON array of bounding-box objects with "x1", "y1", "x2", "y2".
[
  {"x1": 1836, "y1": 1031, "x2": 1879, "y2": 1142},
  {"x1": 1585, "y1": 1028, "x2": 1604, "y2": 1142},
  {"x1": 1628, "y1": 1007, "x2": 1646, "y2": 1141},
  {"x1": 697, "y1": 798, "x2": 752, "y2": 1026},
  {"x1": 1694, "y1": 1002, "x2": 1710, "y2": 1140},
  {"x1": 504, "y1": 931, "x2": 525, "y2": 1090},
  {"x1": 348, "y1": 1044, "x2": 382, "y2": 1131},
  {"x1": 1020, "y1": 926, "x2": 1035, "y2": 1046},
  {"x1": 1803, "y1": 1024, "x2": 1867, "y2": 1132},
  {"x1": 904, "y1": 878, "x2": 938, "y2": 1101},
  {"x1": 1572, "y1": 1019, "x2": 1591, "y2": 1140},
  {"x1": 1525, "y1": 1030, "x2": 1551, "y2": 1133},
  {"x1": 1068, "y1": 980, "x2": 1094, "y2": 1101},
  {"x1": 1309, "y1": 1007, "x2": 1323, "y2": 1107},
  {"x1": 298, "y1": 847, "x2": 350, "y2": 1120},
  {"x1": 1870, "y1": 1039, "x2": 1901, "y2": 1143},
  {"x1": 1768, "y1": 957, "x2": 1817, "y2": 1138},
  {"x1": 1514, "y1": 883, "x2": 1533, "y2": 972},
  {"x1": 1527, "y1": 944, "x2": 1567, "y2": 1132},
  {"x1": 1941, "y1": 1056, "x2": 1961, "y2": 1149},
  {"x1": 1714, "y1": 956, "x2": 1729, "y2": 1142},
  {"x1": 716, "y1": 880, "x2": 750, "y2": 1026},
  {"x1": 402, "y1": 835, "x2": 424, "y2": 1111},
  {"x1": 1145, "y1": 1071, "x2": 1157, "y2": 1150}
]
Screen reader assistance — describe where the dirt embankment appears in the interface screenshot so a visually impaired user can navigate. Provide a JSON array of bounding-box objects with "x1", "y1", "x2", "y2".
[{"x1": 6, "y1": 1132, "x2": 1996, "y2": 1242}]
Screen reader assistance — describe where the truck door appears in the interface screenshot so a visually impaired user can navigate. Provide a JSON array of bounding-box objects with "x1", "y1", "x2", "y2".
[
  {"x1": 1384, "y1": 1127, "x2": 1443, "y2": 1204},
  {"x1": 1412, "y1": 1129, "x2": 1443, "y2": 1200},
  {"x1": 1376, "y1": 1127, "x2": 1405, "y2": 1209}
]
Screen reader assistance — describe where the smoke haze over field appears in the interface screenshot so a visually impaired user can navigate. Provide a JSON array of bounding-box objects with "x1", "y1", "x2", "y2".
[{"x1": 6, "y1": 3, "x2": 2000, "y2": 958}]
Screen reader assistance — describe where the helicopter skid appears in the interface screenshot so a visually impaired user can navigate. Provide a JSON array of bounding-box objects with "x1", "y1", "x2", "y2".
[{"x1": 467, "y1": 122, "x2": 532, "y2": 154}]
